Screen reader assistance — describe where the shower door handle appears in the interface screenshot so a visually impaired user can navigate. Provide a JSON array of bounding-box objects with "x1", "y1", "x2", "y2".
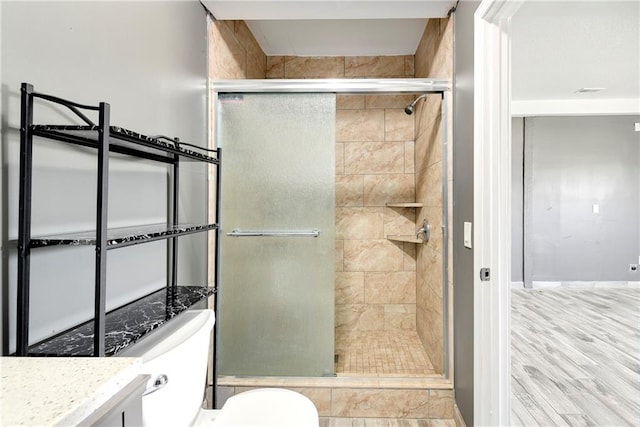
[{"x1": 227, "y1": 228, "x2": 320, "y2": 237}]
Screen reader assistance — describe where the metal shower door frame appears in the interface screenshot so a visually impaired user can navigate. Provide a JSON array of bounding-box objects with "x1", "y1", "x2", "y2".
[{"x1": 210, "y1": 78, "x2": 452, "y2": 405}]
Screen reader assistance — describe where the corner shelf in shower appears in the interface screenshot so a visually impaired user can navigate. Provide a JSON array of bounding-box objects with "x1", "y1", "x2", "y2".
[
  {"x1": 386, "y1": 235, "x2": 424, "y2": 244},
  {"x1": 15, "y1": 83, "x2": 221, "y2": 357},
  {"x1": 386, "y1": 203, "x2": 425, "y2": 243}
]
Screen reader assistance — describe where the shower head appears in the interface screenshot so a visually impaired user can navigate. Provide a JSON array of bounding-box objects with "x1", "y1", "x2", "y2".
[{"x1": 404, "y1": 94, "x2": 428, "y2": 115}]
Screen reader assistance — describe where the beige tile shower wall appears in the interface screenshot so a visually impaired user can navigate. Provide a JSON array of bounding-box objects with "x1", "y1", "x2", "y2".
[
  {"x1": 209, "y1": 20, "x2": 266, "y2": 79},
  {"x1": 335, "y1": 94, "x2": 418, "y2": 341},
  {"x1": 413, "y1": 18, "x2": 453, "y2": 375},
  {"x1": 266, "y1": 56, "x2": 415, "y2": 79}
]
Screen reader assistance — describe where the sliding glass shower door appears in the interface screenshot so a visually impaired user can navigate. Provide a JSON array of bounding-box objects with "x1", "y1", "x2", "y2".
[{"x1": 216, "y1": 93, "x2": 335, "y2": 377}]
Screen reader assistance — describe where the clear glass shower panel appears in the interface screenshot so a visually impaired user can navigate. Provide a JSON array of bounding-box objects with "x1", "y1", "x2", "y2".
[{"x1": 217, "y1": 93, "x2": 335, "y2": 377}]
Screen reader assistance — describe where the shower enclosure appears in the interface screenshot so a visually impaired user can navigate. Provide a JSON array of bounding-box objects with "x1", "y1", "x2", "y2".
[{"x1": 213, "y1": 79, "x2": 450, "y2": 383}]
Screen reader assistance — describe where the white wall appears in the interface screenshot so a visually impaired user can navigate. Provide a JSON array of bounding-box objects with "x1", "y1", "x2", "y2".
[{"x1": 1, "y1": 1, "x2": 208, "y2": 354}]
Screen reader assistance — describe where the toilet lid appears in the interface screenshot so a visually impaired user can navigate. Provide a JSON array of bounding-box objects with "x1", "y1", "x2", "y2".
[{"x1": 211, "y1": 388, "x2": 319, "y2": 427}]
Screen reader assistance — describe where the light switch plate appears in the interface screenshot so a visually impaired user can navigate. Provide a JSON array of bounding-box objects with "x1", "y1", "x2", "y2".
[
  {"x1": 464, "y1": 222, "x2": 472, "y2": 249},
  {"x1": 634, "y1": 122, "x2": 640, "y2": 131}
]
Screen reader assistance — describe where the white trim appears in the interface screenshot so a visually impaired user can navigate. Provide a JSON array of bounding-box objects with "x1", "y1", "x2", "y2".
[
  {"x1": 510, "y1": 281, "x2": 524, "y2": 289},
  {"x1": 529, "y1": 281, "x2": 640, "y2": 289},
  {"x1": 512, "y1": 98, "x2": 640, "y2": 116},
  {"x1": 474, "y1": 0, "x2": 524, "y2": 425}
]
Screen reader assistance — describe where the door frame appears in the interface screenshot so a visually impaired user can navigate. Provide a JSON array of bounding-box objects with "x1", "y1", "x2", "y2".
[{"x1": 473, "y1": 0, "x2": 525, "y2": 425}]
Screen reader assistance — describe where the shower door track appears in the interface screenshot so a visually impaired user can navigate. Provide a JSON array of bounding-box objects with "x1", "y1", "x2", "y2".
[
  {"x1": 212, "y1": 78, "x2": 450, "y2": 94},
  {"x1": 210, "y1": 78, "x2": 452, "y2": 407}
]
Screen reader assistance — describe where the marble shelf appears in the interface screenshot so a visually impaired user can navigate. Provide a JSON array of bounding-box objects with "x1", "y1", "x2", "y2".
[
  {"x1": 30, "y1": 223, "x2": 218, "y2": 249},
  {"x1": 28, "y1": 285, "x2": 214, "y2": 357},
  {"x1": 387, "y1": 235, "x2": 424, "y2": 244},
  {"x1": 31, "y1": 125, "x2": 218, "y2": 163}
]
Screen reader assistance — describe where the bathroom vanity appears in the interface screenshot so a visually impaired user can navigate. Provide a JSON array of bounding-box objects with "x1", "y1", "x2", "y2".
[{"x1": 0, "y1": 357, "x2": 148, "y2": 426}]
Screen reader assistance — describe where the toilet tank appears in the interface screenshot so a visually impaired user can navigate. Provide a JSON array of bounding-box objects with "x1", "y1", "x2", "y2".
[{"x1": 117, "y1": 309, "x2": 215, "y2": 427}]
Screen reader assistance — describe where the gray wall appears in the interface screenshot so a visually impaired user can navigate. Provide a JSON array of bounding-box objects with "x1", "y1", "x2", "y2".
[
  {"x1": 511, "y1": 118, "x2": 524, "y2": 283},
  {"x1": 1, "y1": 1, "x2": 208, "y2": 354},
  {"x1": 523, "y1": 116, "x2": 640, "y2": 283},
  {"x1": 452, "y1": 2, "x2": 479, "y2": 425}
]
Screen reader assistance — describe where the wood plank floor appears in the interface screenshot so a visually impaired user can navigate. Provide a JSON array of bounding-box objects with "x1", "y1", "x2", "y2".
[{"x1": 511, "y1": 287, "x2": 640, "y2": 426}]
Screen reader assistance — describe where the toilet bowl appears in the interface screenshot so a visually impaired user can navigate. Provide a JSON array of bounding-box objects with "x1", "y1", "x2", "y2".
[{"x1": 117, "y1": 309, "x2": 318, "y2": 427}]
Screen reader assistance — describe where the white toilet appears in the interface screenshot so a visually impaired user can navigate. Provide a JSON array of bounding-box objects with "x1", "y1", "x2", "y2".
[{"x1": 117, "y1": 309, "x2": 319, "y2": 427}]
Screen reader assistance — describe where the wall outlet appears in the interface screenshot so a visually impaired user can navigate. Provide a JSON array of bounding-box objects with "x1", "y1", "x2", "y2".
[
  {"x1": 630, "y1": 264, "x2": 638, "y2": 273},
  {"x1": 635, "y1": 122, "x2": 640, "y2": 132}
]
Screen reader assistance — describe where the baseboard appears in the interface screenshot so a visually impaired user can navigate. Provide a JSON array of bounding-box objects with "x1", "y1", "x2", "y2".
[
  {"x1": 453, "y1": 403, "x2": 467, "y2": 427},
  {"x1": 530, "y1": 281, "x2": 639, "y2": 289},
  {"x1": 511, "y1": 281, "x2": 524, "y2": 289}
]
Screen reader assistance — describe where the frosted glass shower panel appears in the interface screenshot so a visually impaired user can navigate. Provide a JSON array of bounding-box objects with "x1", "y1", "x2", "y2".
[{"x1": 217, "y1": 93, "x2": 335, "y2": 377}]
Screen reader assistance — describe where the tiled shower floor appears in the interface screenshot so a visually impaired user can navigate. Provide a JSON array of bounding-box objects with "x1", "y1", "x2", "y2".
[{"x1": 335, "y1": 331, "x2": 436, "y2": 377}]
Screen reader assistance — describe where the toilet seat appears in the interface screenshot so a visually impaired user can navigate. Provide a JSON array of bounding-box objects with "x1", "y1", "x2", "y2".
[{"x1": 193, "y1": 388, "x2": 319, "y2": 427}]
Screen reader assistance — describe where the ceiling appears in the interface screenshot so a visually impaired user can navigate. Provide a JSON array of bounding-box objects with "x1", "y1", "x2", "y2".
[
  {"x1": 201, "y1": 0, "x2": 456, "y2": 56},
  {"x1": 511, "y1": 1, "x2": 640, "y2": 111}
]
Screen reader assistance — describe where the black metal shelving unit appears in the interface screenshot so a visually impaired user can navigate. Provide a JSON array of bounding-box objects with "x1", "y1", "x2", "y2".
[{"x1": 16, "y1": 82, "x2": 220, "y2": 357}]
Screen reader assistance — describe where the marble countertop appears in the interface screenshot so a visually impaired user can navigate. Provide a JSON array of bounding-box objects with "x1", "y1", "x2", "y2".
[{"x1": 0, "y1": 357, "x2": 141, "y2": 426}]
